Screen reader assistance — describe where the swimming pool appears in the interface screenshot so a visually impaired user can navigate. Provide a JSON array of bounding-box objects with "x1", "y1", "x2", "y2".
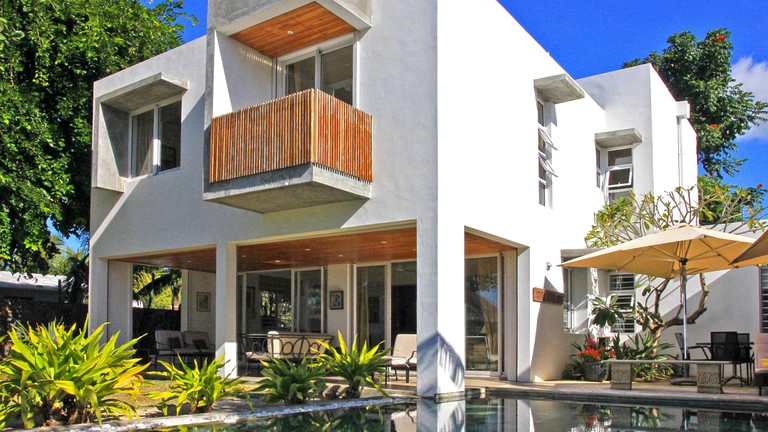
[{"x1": 152, "y1": 397, "x2": 768, "y2": 431}]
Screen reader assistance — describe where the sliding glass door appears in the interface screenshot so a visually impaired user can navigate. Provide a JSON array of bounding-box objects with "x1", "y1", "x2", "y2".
[
  {"x1": 465, "y1": 256, "x2": 500, "y2": 373},
  {"x1": 355, "y1": 265, "x2": 387, "y2": 348},
  {"x1": 294, "y1": 269, "x2": 323, "y2": 333}
]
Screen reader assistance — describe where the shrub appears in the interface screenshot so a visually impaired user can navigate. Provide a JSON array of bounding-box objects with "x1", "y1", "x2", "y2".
[
  {"x1": 254, "y1": 358, "x2": 326, "y2": 404},
  {"x1": 613, "y1": 332, "x2": 675, "y2": 381},
  {"x1": 149, "y1": 356, "x2": 247, "y2": 414},
  {"x1": 317, "y1": 332, "x2": 389, "y2": 398},
  {"x1": 0, "y1": 319, "x2": 147, "y2": 428}
]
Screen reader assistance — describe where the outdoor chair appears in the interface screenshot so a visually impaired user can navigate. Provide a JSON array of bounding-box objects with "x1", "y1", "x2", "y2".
[
  {"x1": 752, "y1": 334, "x2": 768, "y2": 395},
  {"x1": 675, "y1": 332, "x2": 710, "y2": 360},
  {"x1": 182, "y1": 330, "x2": 216, "y2": 360},
  {"x1": 737, "y1": 333, "x2": 754, "y2": 385},
  {"x1": 240, "y1": 333, "x2": 270, "y2": 376},
  {"x1": 383, "y1": 333, "x2": 417, "y2": 384},
  {"x1": 154, "y1": 329, "x2": 199, "y2": 368},
  {"x1": 710, "y1": 331, "x2": 745, "y2": 385}
]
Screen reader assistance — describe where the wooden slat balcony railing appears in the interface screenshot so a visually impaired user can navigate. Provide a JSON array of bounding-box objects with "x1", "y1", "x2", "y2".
[{"x1": 209, "y1": 89, "x2": 372, "y2": 184}]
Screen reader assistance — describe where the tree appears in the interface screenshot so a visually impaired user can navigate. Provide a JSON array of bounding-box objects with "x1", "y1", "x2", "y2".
[
  {"x1": 0, "y1": 0, "x2": 193, "y2": 274},
  {"x1": 585, "y1": 185, "x2": 765, "y2": 341},
  {"x1": 624, "y1": 29, "x2": 768, "y2": 178},
  {"x1": 48, "y1": 235, "x2": 89, "y2": 304},
  {"x1": 133, "y1": 265, "x2": 181, "y2": 309}
]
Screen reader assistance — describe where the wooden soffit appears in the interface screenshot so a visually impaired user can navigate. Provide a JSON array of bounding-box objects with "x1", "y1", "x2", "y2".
[{"x1": 230, "y1": 2, "x2": 355, "y2": 58}]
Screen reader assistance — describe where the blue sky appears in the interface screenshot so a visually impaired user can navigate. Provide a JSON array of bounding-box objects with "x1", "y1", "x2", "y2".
[{"x1": 173, "y1": 0, "x2": 767, "y2": 191}]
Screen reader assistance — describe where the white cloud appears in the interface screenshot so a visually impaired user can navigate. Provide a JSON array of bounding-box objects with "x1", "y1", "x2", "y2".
[{"x1": 733, "y1": 56, "x2": 768, "y2": 141}]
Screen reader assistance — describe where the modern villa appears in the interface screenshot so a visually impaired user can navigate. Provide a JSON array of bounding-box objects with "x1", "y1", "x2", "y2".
[{"x1": 88, "y1": 0, "x2": 734, "y2": 399}]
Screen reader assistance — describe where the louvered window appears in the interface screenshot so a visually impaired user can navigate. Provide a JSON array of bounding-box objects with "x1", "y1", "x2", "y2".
[{"x1": 609, "y1": 273, "x2": 636, "y2": 334}]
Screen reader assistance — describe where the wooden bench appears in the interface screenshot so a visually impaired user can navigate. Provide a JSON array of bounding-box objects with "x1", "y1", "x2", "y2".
[{"x1": 607, "y1": 359, "x2": 732, "y2": 394}]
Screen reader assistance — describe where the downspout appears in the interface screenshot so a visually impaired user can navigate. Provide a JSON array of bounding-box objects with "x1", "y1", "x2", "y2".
[{"x1": 676, "y1": 101, "x2": 691, "y2": 187}]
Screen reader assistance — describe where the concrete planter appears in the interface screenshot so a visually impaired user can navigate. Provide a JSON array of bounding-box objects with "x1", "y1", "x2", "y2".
[{"x1": 583, "y1": 362, "x2": 608, "y2": 382}]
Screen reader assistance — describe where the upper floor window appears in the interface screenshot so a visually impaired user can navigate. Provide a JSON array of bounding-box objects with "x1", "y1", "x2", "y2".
[
  {"x1": 283, "y1": 43, "x2": 353, "y2": 106},
  {"x1": 537, "y1": 101, "x2": 557, "y2": 207},
  {"x1": 131, "y1": 100, "x2": 181, "y2": 177},
  {"x1": 604, "y1": 147, "x2": 633, "y2": 202}
]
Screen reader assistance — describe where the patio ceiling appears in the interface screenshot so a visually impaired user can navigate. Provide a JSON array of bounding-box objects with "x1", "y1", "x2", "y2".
[{"x1": 117, "y1": 229, "x2": 514, "y2": 273}]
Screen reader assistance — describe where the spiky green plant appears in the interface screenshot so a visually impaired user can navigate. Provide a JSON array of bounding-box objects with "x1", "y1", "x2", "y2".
[
  {"x1": 254, "y1": 358, "x2": 327, "y2": 404},
  {"x1": 149, "y1": 356, "x2": 247, "y2": 414},
  {"x1": 317, "y1": 332, "x2": 389, "y2": 399},
  {"x1": 0, "y1": 319, "x2": 147, "y2": 428}
]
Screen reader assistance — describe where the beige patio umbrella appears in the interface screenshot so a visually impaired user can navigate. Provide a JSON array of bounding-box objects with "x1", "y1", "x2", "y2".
[
  {"x1": 560, "y1": 223, "x2": 754, "y2": 360},
  {"x1": 731, "y1": 229, "x2": 768, "y2": 267}
]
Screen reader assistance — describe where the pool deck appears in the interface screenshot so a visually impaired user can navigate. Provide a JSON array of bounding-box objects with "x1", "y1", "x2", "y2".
[{"x1": 238, "y1": 374, "x2": 768, "y2": 411}]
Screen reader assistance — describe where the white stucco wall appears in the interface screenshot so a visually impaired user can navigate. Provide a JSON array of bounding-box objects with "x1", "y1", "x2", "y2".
[{"x1": 90, "y1": 0, "x2": 702, "y2": 393}]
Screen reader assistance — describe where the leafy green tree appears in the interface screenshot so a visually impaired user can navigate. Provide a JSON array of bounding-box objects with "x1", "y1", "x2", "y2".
[
  {"x1": 585, "y1": 186, "x2": 765, "y2": 340},
  {"x1": 48, "y1": 235, "x2": 89, "y2": 303},
  {"x1": 625, "y1": 29, "x2": 768, "y2": 178},
  {"x1": 133, "y1": 265, "x2": 181, "y2": 309},
  {"x1": 0, "y1": 0, "x2": 193, "y2": 274}
]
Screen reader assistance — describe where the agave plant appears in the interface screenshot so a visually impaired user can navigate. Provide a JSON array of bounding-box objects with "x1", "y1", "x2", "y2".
[
  {"x1": 149, "y1": 356, "x2": 247, "y2": 414},
  {"x1": 0, "y1": 319, "x2": 147, "y2": 428},
  {"x1": 254, "y1": 358, "x2": 326, "y2": 404},
  {"x1": 317, "y1": 332, "x2": 389, "y2": 399}
]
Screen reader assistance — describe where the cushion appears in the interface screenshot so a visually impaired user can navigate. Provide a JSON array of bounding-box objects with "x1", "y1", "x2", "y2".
[
  {"x1": 761, "y1": 358, "x2": 768, "y2": 368},
  {"x1": 168, "y1": 336, "x2": 182, "y2": 349},
  {"x1": 193, "y1": 339, "x2": 208, "y2": 350}
]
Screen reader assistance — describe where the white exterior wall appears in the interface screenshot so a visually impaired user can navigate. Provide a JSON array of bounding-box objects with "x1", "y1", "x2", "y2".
[{"x1": 90, "y1": 0, "x2": 702, "y2": 395}]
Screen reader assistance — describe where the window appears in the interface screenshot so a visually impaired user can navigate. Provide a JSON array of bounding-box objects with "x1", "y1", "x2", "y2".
[
  {"x1": 130, "y1": 100, "x2": 181, "y2": 177},
  {"x1": 604, "y1": 147, "x2": 633, "y2": 202},
  {"x1": 537, "y1": 101, "x2": 557, "y2": 207},
  {"x1": 284, "y1": 44, "x2": 353, "y2": 105},
  {"x1": 608, "y1": 273, "x2": 636, "y2": 334}
]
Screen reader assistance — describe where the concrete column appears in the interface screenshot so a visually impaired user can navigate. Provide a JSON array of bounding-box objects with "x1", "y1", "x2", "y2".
[
  {"x1": 180, "y1": 269, "x2": 189, "y2": 331},
  {"x1": 88, "y1": 258, "x2": 132, "y2": 344},
  {"x1": 215, "y1": 242, "x2": 238, "y2": 377},
  {"x1": 416, "y1": 222, "x2": 465, "y2": 397},
  {"x1": 516, "y1": 248, "x2": 532, "y2": 382},
  {"x1": 503, "y1": 250, "x2": 518, "y2": 382}
]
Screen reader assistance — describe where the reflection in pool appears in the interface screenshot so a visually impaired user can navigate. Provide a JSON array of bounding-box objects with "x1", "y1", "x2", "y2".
[{"x1": 159, "y1": 398, "x2": 768, "y2": 431}]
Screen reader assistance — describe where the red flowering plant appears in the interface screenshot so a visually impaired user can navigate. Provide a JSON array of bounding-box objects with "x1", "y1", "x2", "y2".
[{"x1": 575, "y1": 336, "x2": 615, "y2": 364}]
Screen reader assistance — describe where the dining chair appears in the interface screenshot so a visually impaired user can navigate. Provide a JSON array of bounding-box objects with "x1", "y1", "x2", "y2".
[
  {"x1": 710, "y1": 331, "x2": 745, "y2": 385},
  {"x1": 737, "y1": 333, "x2": 753, "y2": 385}
]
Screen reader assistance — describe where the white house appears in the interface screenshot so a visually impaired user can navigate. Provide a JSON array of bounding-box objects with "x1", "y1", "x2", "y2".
[{"x1": 88, "y1": 0, "x2": 700, "y2": 398}]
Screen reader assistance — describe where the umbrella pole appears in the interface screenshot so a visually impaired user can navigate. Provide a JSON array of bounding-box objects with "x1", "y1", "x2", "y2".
[{"x1": 681, "y1": 262, "x2": 689, "y2": 361}]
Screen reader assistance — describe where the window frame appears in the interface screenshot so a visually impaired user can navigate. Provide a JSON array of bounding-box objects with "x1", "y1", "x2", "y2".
[
  {"x1": 537, "y1": 100, "x2": 556, "y2": 207},
  {"x1": 608, "y1": 273, "x2": 636, "y2": 334},
  {"x1": 128, "y1": 96, "x2": 182, "y2": 178},
  {"x1": 277, "y1": 34, "x2": 355, "y2": 105},
  {"x1": 600, "y1": 146, "x2": 634, "y2": 202}
]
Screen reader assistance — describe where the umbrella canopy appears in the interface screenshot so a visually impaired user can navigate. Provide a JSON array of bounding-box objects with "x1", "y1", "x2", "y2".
[
  {"x1": 731, "y1": 229, "x2": 768, "y2": 267},
  {"x1": 561, "y1": 223, "x2": 755, "y2": 360}
]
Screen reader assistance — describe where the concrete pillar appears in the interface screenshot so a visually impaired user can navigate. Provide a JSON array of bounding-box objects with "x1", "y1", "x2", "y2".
[
  {"x1": 503, "y1": 250, "x2": 518, "y2": 382},
  {"x1": 416, "y1": 222, "x2": 465, "y2": 397},
  {"x1": 180, "y1": 269, "x2": 189, "y2": 331},
  {"x1": 516, "y1": 248, "x2": 532, "y2": 382},
  {"x1": 215, "y1": 242, "x2": 238, "y2": 377},
  {"x1": 88, "y1": 258, "x2": 132, "y2": 345}
]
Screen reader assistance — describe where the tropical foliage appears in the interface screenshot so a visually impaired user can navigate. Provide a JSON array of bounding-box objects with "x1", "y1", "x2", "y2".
[
  {"x1": 585, "y1": 185, "x2": 765, "y2": 341},
  {"x1": 625, "y1": 29, "x2": 768, "y2": 178},
  {"x1": 317, "y1": 332, "x2": 389, "y2": 399},
  {"x1": 149, "y1": 356, "x2": 247, "y2": 414},
  {"x1": 0, "y1": 319, "x2": 146, "y2": 428},
  {"x1": 133, "y1": 265, "x2": 182, "y2": 310},
  {"x1": 254, "y1": 358, "x2": 327, "y2": 404},
  {"x1": 0, "y1": 0, "x2": 193, "y2": 274}
]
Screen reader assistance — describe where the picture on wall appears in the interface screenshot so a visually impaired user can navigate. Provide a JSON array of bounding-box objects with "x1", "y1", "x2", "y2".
[
  {"x1": 197, "y1": 291, "x2": 211, "y2": 312},
  {"x1": 329, "y1": 290, "x2": 344, "y2": 310}
]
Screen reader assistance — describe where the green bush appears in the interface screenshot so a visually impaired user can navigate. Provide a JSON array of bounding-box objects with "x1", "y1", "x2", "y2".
[
  {"x1": 254, "y1": 358, "x2": 326, "y2": 404},
  {"x1": 317, "y1": 332, "x2": 389, "y2": 399},
  {"x1": 612, "y1": 332, "x2": 675, "y2": 381},
  {"x1": 0, "y1": 319, "x2": 147, "y2": 428},
  {"x1": 149, "y1": 356, "x2": 247, "y2": 414}
]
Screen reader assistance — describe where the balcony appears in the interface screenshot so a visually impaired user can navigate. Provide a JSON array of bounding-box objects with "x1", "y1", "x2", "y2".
[{"x1": 204, "y1": 89, "x2": 372, "y2": 213}]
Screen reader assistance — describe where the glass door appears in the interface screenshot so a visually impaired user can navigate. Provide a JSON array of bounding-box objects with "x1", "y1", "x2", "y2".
[
  {"x1": 465, "y1": 256, "x2": 500, "y2": 373},
  {"x1": 293, "y1": 269, "x2": 324, "y2": 333},
  {"x1": 391, "y1": 261, "x2": 417, "y2": 343},
  {"x1": 355, "y1": 265, "x2": 387, "y2": 348}
]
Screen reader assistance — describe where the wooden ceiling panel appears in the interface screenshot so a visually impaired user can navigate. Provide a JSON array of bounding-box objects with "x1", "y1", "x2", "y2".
[
  {"x1": 115, "y1": 229, "x2": 516, "y2": 274},
  {"x1": 231, "y1": 2, "x2": 355, "y2": 58}
]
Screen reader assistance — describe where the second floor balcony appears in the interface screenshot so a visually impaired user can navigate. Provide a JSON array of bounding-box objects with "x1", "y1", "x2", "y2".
[{"x1": 204, "y1": 89, "x2": 372, "y2": 213}]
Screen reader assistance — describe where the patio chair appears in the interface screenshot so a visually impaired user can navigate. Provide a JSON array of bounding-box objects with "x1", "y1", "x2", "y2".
[
  {"x1": 737, "y1": 333, "x2": 753, "y2": 385},
  {"x1": 383, "y1": 333, "x2": 417, "y2": 384},
  {"x1": 674, "y1": 332, "x2": 710, "y2": 360},
  {"x1": 182, "y1": 330, "x2": 216, "y2": 361},
  {"x1": 710, "y1": 331, "x2": 745, "y2": 385},
  {"x1": 752, "y1": 334, "x2": 768, "y2": 395},
  {"x1": 154, "y1": 329, "x2": 198, "y2": 368},
  {"x1": 240, "y1": 333, "x2": 270, "y2": 376}
]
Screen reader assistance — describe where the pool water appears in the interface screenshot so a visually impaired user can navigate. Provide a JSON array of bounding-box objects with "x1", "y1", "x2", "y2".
[{"x1": 159, "y1": 398, "x2": 768, "y2": 431}]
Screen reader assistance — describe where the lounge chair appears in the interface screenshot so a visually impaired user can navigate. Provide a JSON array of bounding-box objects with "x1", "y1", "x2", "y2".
[
  {"x1": 753, "y1": 334, "x2": 768, "y2": 395},
  {"x1": 384, "y1": 333, "x2": 417, "y2": 384},
  {"x1": 154, "y1": 329, "x2": 199, "y2": 367},
  {"x1": 182, "y1": 330, "x2": 216, "y2": 360}
]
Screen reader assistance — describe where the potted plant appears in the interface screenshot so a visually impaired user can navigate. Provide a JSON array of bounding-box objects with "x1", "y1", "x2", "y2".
[{"x1": 575, "y1": 336, "x2": 615, "y2": 382}]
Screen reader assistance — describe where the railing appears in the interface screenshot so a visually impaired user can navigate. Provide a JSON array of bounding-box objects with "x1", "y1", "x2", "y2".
[{"x1": 209, "y1": 89, "x2": 373, "y2": 184}]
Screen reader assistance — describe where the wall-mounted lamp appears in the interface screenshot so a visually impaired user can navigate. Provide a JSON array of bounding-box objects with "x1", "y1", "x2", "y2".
[{"x1": 546, "y1": 262, "x2": 552, "y2": 271}]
